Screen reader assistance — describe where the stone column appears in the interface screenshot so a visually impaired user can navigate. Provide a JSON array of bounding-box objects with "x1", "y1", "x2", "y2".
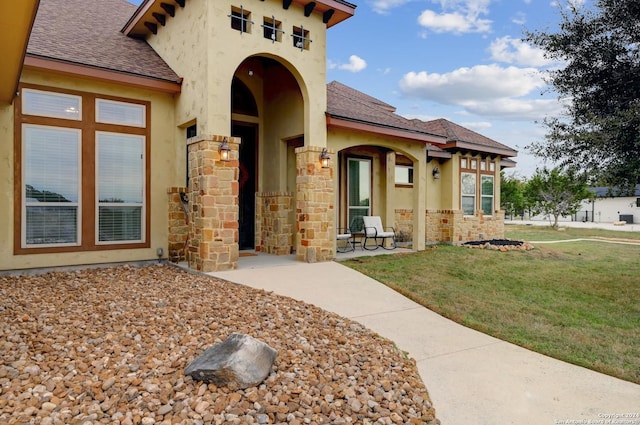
[
  {"x1": 295, "y1": 146, "x2": 335, "y2": 263},
  {"x1": 187, "y1": 135, "x2": 240, "y2": 272}
]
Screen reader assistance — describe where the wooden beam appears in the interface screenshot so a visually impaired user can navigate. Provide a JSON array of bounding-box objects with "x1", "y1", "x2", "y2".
[
  {"x1": 283, "y1": 0, "x2": 293, "y2": 9},
  {"x1": 304, "y1": 2, "x2": 316, "y2": 16},
  {"x1": 175, "y1": 0, "x2": 185, "y2": 7},
  {"x1": 160, "y1": 3, "x2": 175, "y2": 17},
  {"x1": 144, "y1": 21, "x2": 158, "y2": 34},
  {"x1": 322, "y1": 9, "x2": 334, "y2": 24},
  {"x1": 152, "y1": 12, "x2": 166, "y2": 26}
]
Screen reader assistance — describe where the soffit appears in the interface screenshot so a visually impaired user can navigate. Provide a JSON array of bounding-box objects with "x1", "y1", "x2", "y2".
[{"x1": 0, "y1": 0, "x2": 40, "y2": 103}]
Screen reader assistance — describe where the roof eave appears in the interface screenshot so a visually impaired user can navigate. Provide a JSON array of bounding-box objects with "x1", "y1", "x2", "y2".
[
  {"x1": 326, "y1": 114, "x2": 446, "y2": 144},
  {"x1": 23, "y1": 55, "x2": 182, "y2": 95},
  {"x1": 124, "y1": 0, "x2": 356, "y2": 38},
  {"x1": 442, "y1": 140, "x2": 517, "y2": 158},
  {"x1": 0, "y1": 0, "x2": 40, "y2": 103}
]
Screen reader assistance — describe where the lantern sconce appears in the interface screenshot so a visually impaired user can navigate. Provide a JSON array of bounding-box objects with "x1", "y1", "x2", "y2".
[
  {"x1": 219, "y1": 137, "x2": 231, "y2": 161},
  {"x1": 432, "y1": 166, "x2": 441, "y2": 179},
  {"x1": 320, "y1": 148, "x2": 330, "y2": 168}
]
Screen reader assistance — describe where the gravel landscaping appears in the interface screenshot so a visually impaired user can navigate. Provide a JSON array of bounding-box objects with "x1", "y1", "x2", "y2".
[{"x1": 0, "y1": 264, "x2": 439, "y2": 425}]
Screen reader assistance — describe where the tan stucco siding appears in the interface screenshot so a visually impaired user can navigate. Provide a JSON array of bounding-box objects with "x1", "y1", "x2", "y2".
[
  {"x1": 147, "y1": 0, "x2": 328, "y2": 147},
  {"x1": 0, "y1": 71, "x2": 177, "y2": 271}
]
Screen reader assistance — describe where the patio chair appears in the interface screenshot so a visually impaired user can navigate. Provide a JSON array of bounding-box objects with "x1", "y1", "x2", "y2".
[
  {"x1": 362, "y1": 216, "x2": 397, "y2": 250},
  {"x1": 336, "y1": 228, "x2": 355, "y2": 253}
]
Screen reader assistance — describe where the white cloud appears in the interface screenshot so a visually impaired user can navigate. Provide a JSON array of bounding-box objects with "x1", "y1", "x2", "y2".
[
  {"x1": 370, "y1": 0, "x2": 411, "y2": 14},
  {"x1": 418, "y1": 0, "x2": 493, "y2": 34},
  {"x1": 328, "y1": 55, "x2": 368, "y2": 73},
  {"x1": 463, "y1": 98, "x2": 565, "y2": 120},
  {"x1": 398, "y1": 64, "x2": 562, "y2": 121},
  {"x1": 511, "y1": 11, "x2": 526, "y2": 25},
  {"x1": 399, "y1": 64, "x2": 545, "y2": 103},
  {"x1": 418, "y1": 10, "x2": 491, "y2": 33},
  {"x1": 489, "y1": 36, "x2": 557, "y2": 67}
]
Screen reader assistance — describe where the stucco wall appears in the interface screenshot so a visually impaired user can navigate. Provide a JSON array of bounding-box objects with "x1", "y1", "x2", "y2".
[
  {"x1": 147, "y1": 0, "x2": 328, "y2": 147},
  {"x1": 0, "y1": 70, "x2": 177, "y2": 271}
]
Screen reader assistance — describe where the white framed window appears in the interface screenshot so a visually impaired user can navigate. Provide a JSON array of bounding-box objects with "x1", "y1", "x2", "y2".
[
  {"x1": 96, "y1": 132, "x2": 145, "y2": 244},
  {"x1": 471, "y1": 159, "x2": 478, "y2": 170},
  {"x1": 481, "y1": 175, "x2": 494, "y2": 215},
  {"x1": 347, "y1": 158, "x2": 371, "y2": 232},
  {"x1": 395, "y1": 165, "x2": 413, "y2": 185},
  {"x1": 489, "y1": 161, "x2": 496, "y2": 172},
  {"x1": 96, "y1": 99, "x2": 146, "y2": 127},
  {"x1": 22, "y1": 125, "x2": 81, "y2": 247},
  {"x1": 22, "y1": 89, "x2": 81, "y2": 120},
  {"x1": 461, "y1": 172, "x2": 476, "y2": 216}
]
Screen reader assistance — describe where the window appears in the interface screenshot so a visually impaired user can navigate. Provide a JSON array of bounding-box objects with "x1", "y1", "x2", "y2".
[
  {"x1": 395, "y1": 165, "x2": 413, "y2": 186},
  {"x1": 481, "y1": 175, "x2": 494, "y2": 215},
  {"x1": 16, "y1": 85, "x2": 150, "y2": 253},
  {"x1": 347, "y1": 158, "x2": 371, "y2": 232},
  {"x1": 22, "y1": 89, "x2": 81, "y2": 120},
  {"x1": 292, "y1": 26, "x2": 311, "y2": 50},
  {"x1": 23, "y1": 125, "x2": 81, "y2": 246},
  {"x1": 96, "y1": 99, "x2": 145, "y2": 127},
  {"x1": 263, "y1": 16, "x2": 282, "y2": 42},
  {"x1": 461, "y1": 172, "x2": 476, "y2": 216},
  {"x1": 230, "y1": 6, "x2": 252, "y2": 33},
  {"x1": 96, "y1": 132, "x2": 145, "y2": 243}
]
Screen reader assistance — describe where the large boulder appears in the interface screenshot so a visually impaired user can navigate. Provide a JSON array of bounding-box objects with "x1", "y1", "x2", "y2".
[{"x1": 185, "y1": 333, "x2": 277, "y2": 389}]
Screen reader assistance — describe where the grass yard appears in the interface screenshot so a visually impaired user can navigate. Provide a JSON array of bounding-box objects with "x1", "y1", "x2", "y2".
[{"x1": 343, "y1": 226, "x2": 640, "y2": 384}]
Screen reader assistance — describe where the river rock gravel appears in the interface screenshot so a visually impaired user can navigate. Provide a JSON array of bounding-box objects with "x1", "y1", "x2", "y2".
[{"x1": 0, "y1": 264, "x2": 439, "y2": 425}]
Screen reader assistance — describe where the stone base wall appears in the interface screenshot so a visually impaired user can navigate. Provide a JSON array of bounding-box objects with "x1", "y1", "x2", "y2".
[
  {"x1": 426, "y1": 209, "x2": 505, "y2": 244},
  {"x1": 394, "y1": 209, "x2": 413, "y2": 243},
  {"x1": 256, "y1": 192, "x2": 294, "y2": 255},
  {"x1": 186, "y1": 135, "x2": 239, "y2": 272},
  {"x1": 167, "y1": 186, "x2": 189, "y2": 262},
  {"x1": 295, "y1": 146, "x2": 335, "y2": 263},
  {"x1": 396, "y1": 209, "x2": 506, "y2": 245}
]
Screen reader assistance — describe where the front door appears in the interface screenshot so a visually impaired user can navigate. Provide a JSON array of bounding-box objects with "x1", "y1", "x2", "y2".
[{"x1": 232, "y1": 123, "x2": 257, "y2": 250}]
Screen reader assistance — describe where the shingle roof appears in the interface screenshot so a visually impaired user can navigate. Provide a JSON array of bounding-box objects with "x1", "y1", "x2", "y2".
[
  {"x1": 27, "y1": 0, "x2": 180, "y2": 83},
  {"x1": 326, "y1": 81, "x2": 516, "y2": 157},
  {"x1": 327, "y1": 81, "x2": 442, "y2": 137}
]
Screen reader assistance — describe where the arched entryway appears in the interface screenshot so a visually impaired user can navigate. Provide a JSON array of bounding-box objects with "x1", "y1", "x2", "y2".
[{"x1": 231, "y1": 55, "x2": 305, "y2": 254}]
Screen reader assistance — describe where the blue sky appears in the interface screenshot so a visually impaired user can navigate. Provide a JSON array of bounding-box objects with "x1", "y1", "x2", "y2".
[{"x1": 127, "y1": 0, "x2": 589, "y2": 177}]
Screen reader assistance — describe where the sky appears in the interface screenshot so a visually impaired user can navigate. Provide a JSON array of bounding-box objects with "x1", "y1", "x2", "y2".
[{"x1": 127, "y1": 0, "x2": 590, "y2": 177}]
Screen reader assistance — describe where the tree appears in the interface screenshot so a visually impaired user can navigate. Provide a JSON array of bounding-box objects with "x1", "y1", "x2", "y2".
[
  {"x1": 524, "y1": 167, "x2": 592, "y2": 228},
  {"x1": 500, "y1": 172, "x2": 526, "y2": 219},
  {"x1": 525, "y1": 0, "x2": 640, "y2": 192}
]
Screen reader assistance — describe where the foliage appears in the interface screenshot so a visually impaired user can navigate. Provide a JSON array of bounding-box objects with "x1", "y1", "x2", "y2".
[
  {"x1": 500, "y1": 172, "x2": 526, "y2": 218},
  {"x1": 25, "y1": 184, "x2": 70, "y2": 203},
  {"x1": 525, "y1": 0, "x2": 640, "y2": 190},
  {"x1": 524, "y1": 167, "x2": 592, "y2": 227}
]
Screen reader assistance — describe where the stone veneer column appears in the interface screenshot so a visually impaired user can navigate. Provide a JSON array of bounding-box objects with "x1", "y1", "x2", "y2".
[
  {"x1": 167, "y1": 186, "x2": 189, "y2": 263},
  {"x1": 295, "y1": 146, "x2": 335, "y2": 263},
  {"x1": 187, "y1": 135, "x2": 239, "y2": 272}
]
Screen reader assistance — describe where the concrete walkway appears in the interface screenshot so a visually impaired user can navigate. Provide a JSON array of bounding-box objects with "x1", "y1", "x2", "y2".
[{"x1": 210, "y1": 254, "x2": 640, "y2": 425}]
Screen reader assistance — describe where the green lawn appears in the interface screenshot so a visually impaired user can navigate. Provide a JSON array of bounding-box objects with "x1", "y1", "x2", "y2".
[{"x1": 343, "y1": 226, "x2": 640, "y2": 384}]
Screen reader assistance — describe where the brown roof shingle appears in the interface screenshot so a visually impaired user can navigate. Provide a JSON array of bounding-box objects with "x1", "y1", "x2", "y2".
[
  {"x1": 327, "y1": 81, "x2": 516, "y2": 157},
  {"x1": 27, "y1": 0, "x2": 180, "y2": 83}
]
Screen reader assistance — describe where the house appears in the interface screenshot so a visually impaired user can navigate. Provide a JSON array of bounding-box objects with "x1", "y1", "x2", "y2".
[
  {"x1": 0, "y1": 0, "x2": 517, "y2": 272},
  {"x1": 576, "y1": 185, "x2": 640, "y2": 224}
]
